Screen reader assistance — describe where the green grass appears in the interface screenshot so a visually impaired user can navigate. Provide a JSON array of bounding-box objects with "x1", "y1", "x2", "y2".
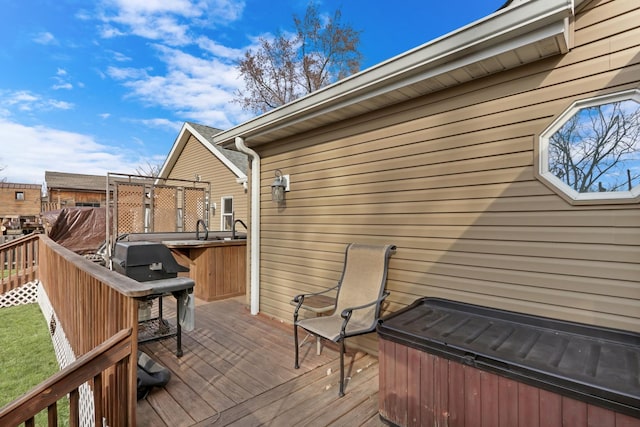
[
  {"x1": 1, "y1": 269, "x2": 15, "y2": 278},
  {"x1": 0, "y1": 304, "x2": 70, "y2": 426}
]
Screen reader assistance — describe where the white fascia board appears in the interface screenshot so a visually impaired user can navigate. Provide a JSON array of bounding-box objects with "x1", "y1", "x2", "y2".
[
  {"x1": 214, "y1": 0, "x2": 573, "y2": 147},
  {"x1": 157, "y1": 122, "x2": 191, "y2": 180}
]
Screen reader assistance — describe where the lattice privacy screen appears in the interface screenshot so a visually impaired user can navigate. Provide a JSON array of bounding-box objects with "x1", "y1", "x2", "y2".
[
  {"x1": 184, "y1": 187, "x2": 205, "y2": 232},
  {"x1": 153, "y1": 185, "x2": 177, "y2": 232},
  {"x1": 109, "y1": 174, "x2": 209, "y2": 245},
  {"x1": 116, "y1": 183, "x2": 145, "y2": 235}
]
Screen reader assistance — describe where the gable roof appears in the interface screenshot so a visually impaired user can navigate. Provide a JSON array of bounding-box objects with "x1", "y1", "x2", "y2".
[
  {"x1": 158, "y1": 122, "x2": 248, "y2": 179},
  {"x1": 214, "y1": 0, "x2": 580, "y2": 150},
  {"x1": 45, "y1": 171, "x2": 106, "y2": 192}
]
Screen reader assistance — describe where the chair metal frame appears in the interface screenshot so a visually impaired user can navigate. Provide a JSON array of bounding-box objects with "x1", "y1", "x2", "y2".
[{"x1": 293, "y1": 243, "x2": 396, "y2": 396}]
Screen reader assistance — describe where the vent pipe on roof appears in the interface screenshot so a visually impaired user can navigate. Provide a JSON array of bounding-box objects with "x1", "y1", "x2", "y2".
[{"x1": 234, "y1": 137, "x2": 260, "y2": 315}]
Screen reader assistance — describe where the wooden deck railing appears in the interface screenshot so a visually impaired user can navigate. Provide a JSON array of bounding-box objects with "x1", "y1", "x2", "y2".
[
  {"x1": 0, "y1": 234, "x2": 141, "y2": 426},
  {"x1": 0, "y1": 328, "x2": 133, "y2": 427},
  {"x1": 41, "y1": 201, "x2": 60, "y2": 212},
  {"x1": 0, "y1": 233, "x2": 38, "y2": 295}
]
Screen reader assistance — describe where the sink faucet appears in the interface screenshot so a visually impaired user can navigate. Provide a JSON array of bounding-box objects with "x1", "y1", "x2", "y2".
[
  {"x1": 232, "y1": 219, "x2": 247, "y2": 240},
  {"x1": 196, "y1": 219, "x2": 208, "y2": 240}
]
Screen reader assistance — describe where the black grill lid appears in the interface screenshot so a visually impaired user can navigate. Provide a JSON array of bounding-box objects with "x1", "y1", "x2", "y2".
[
  {"x1": 112, "y1": 241, "x2": 188, "y2": 277},
  {"x1": 378, "y1": 297, "x2": 640, "y2": 418}
]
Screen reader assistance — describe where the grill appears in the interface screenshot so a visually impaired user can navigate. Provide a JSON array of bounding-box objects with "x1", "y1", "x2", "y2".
[
  {"x1": 112, "y1": 241, "x2": 189, "y2": 281},
  {"x1": 112, "y1": 241, "x2": 195, "y2": 357}
]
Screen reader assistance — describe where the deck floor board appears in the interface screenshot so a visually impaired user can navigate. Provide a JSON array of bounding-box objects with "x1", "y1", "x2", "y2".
[{"x1": 138, "y1": 297, "x2": 384, "y2": 426}]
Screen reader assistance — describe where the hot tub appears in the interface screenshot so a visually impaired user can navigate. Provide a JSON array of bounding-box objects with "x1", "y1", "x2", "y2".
[{"x1": 377, "y1": 297, "x2": 640, "y2": 427}]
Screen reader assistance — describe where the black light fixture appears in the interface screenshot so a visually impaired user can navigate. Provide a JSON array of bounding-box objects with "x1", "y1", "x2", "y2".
[{"x1": 271, "y1": 169, "x2": 287, "y2": 203}]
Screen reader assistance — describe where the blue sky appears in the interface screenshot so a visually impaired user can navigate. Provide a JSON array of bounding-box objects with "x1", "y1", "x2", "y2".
[{"x1": 0, "y1": 0, "x2": 505, "y2": 184}]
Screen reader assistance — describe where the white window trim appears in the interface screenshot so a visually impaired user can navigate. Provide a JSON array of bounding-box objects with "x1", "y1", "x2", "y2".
[
  {"x1": 538, "y1": 88, "x2": 640, "y2": 203},
  {"x1": 220, "y1": 196, "x2": 233, "y2": 231}
]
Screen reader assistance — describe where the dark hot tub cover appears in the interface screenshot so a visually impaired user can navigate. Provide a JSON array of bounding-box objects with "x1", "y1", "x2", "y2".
[{"x1": 377, "y1": 297, "x2": 640, "y2": 418}]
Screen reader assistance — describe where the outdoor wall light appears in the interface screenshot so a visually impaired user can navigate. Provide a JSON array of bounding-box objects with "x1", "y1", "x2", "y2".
[{"x1": 271, "y1": 169, "x2": 289, "y2": 203}]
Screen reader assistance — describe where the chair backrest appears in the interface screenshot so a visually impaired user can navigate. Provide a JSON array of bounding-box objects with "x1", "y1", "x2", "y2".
[{"x1": 335, "y1": 243, "x2": 396, "y2": 329}]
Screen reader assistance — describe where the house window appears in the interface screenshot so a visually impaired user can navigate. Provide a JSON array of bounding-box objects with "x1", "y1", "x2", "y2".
[
  {"x1": 221, "y1": 197, "x2": 233, "y2": 231},
  {"x1": 538, "y1": 89, "x2": 640, "y2": 203},
  {"x1": 15, "y1": 192, "x2": 24, "y2": 201}
]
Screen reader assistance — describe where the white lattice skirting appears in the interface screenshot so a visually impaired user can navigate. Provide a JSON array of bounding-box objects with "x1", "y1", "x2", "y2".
[
  {"x1": 2, "y1": 282, "x2": 96, "y2": 427},
  {"x1": 0, "y1": 281, "x2": 38, "y2": 308}
]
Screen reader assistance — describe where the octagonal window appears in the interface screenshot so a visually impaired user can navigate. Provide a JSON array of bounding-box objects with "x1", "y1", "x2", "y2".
[{"x1": 539, "y1": 89, "x2": 640, "y2": 202}]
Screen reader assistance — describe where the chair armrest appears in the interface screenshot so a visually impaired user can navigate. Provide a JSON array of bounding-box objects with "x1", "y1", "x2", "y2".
[
  {"x1": 293, "y1": 284, "x2": 339, "y2": 303},
  {"x1": 339, "y1": 291, "x2": 390, "y2": 335},
  {"x1": 339, "y1": 291, "x2": 390, "y2": 319},
  {"x1": 293, "y1": 285, "x2": 339, "y2": 318}
]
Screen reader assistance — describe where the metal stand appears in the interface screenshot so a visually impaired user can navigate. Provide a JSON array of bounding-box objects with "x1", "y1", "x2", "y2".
[{"x1": 135, "y1": 278, "x2": 194, "y2": 357}]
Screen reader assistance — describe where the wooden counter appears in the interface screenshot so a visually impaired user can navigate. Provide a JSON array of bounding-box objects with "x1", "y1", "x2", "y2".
[{"x1": 164, "y1": 239, "x2": 246, "y2": 302}]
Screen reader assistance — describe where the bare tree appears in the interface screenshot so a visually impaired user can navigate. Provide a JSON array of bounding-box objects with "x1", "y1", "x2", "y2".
[
  {"x1": 135, "y1": 161, "x2": 163, "y2": 178},
  {"x1": 0, "y1": 163, "x2": 6, "y2": 182},
  {"x1": 548, "y1": 100, "x2": 640, "y2": 193},
  {"x1": 235, "y1": 2, "x2": 362, "y2": 114}
]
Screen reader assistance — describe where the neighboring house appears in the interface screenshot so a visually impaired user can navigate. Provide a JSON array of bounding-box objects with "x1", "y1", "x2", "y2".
[
  {"x1": 44, "y1": 171, "x2": 108, "y2": 210},
  {"x1": 158, "y1": 122, "x2": 248, "y2": 231},
  {"x1": 0, "y1": 182, "x2": 42, "y2": 234},
  {"x1": 212, "y1": 0, "x2": 640, "y2": 354}
]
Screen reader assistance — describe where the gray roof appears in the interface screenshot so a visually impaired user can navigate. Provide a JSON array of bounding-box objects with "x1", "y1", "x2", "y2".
[
  {"x1": 45, "y1": 171, "x2": 107, "y2": 192},
  {"x1": 187, "y1": 122, "x2": 248, "y2": 175}
]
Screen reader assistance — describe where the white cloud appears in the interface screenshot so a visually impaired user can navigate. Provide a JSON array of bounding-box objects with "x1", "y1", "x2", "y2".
[
  {"x1": 97, "y1": 0, "x2": 245, "y2": 46},
  {"x1": 90, "y1": 0, "x2": 255, "y2": 128},
  {"x1": 106, "y1": 66, "x2": 151, "y2": 80},
  {"x1": 108, "y1": 44, "x2": 250, "y2": 128},
  {"x1": 195, "y1": 36, "x2": 244, "y2": 60},
  {"x1": 52, "y1": 70, "x2": 75, "y2": 91},
  {"x1": 33, "y1": 32, "x2": 57, "y2": 45},
  {"x1": 134, "y1": 117, "x2": 183, "y2": 132},
  {"x1": 48, "y1": 100, "x2": 74, "y2": 110},
  {"x1": 99, "y1": 25, "x2": 125, "y2": 38},
  {"x1": 52, "y1": 82, "x2": 73, "y2": 90},
  {"x1": 103, "y1": 0, "x2": 200, "y2": 16},
  {"x1": 99, "y1": 113, "x2": 111, "y2": 119},
  {"x1": 4, "y1": 91, "x2": 39, "y2": 105},
  {"x1": 0, "y1": 90, "x2": 74, "y2": 113},
  {"x1": 0, "y1": 119, "x2": 145, "y2": 184},
  {"x1": 109, "y1": 50, "x2": 132, "y2": 62}
]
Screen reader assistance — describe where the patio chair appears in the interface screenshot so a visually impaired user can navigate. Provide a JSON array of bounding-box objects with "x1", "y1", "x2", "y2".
[{"x1": 293, "y1": 243, "x2": 396, "y2": 396}]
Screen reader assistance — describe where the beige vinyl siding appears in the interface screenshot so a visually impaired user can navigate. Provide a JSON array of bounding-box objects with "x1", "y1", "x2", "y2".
[
  {"x1": 166, "y1": 134, "x2": 248, "y2": 230},
  {"x1": 253, "y1": 0, "x2": 640, "y2": 354}
]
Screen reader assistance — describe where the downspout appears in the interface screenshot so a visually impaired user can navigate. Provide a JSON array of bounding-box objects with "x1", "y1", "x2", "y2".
[{"x1": 234, "y1": 136, "x2": 260, "y2": 315}]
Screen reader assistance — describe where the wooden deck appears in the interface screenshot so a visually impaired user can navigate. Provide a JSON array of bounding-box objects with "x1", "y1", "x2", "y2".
[{"x1": 137, "y1": 297, "x2": 385, "y2": 426}]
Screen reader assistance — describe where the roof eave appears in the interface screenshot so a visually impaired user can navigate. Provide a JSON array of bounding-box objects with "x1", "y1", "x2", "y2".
[
  {"x1": 157, "y1": 123, "x2": 193, "y2": 179},
  {"x1": 215, "y1": 0, "x2": 573, "y2": 149}
]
